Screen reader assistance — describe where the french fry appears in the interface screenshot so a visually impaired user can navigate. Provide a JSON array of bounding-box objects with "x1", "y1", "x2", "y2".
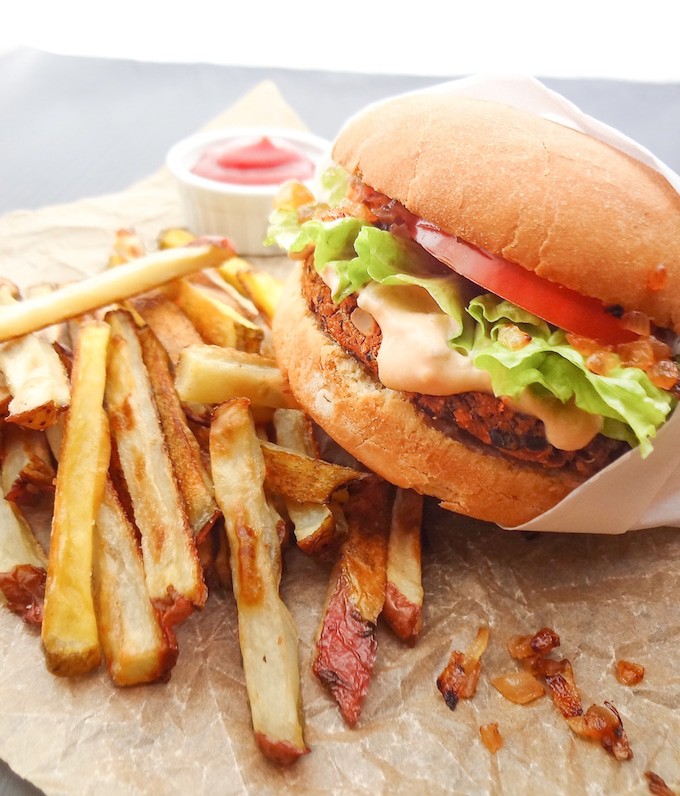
[
  {"x1": 104, "y1": 310, "x2": 206, "y2": 608},
  {"x1": 210, "y1": 398, "x2": 308, "y2": 765},
  {"x1": 92, "y1": 480, "x2": 177, "y2": 686},
  {"x1": 0, "y1": 244, "x2": 233, "y2": 342},
  {"x1": 174, "y1": 344, "x2": 298, "y2": 409},
  {"x1": 0, "y1": 494, "x2": 47, "y2": 574},
  {"x1": 157, "y1": 227, "x2": 197, "y2": 250},
  {"x1": 218, "y1": 257, "x2": 284, "y2": 323},
  {"x1": 24, "y1": 283, "x2": 73, "y2": 352},
  {"x1": 0, "y1": 493, "x2": 47, "y2": 625},
  {"x1": 106, "y1": 228, "x2": 146, "y2": 267},
  {"x1": 382, "y1": 488, "x2": 424, "y2": 645},
  {"x1": 0, "y1": 279, "x2": 20, "y2": 301},
  {"x1": 186, "y1": 268, "x2": 260, "y2": 321},
  {"x1": 272, "y1": 409, "x2": 342, "y2": 554},
  {"x1": 126, "y1": 290, "x2": 203, "y2": 366},
  {"x1": 137, "y1": 325, "x2": 219, "y2": 540},
  {"x1": 0, "y1": 286, "x2": 70, "y2": 429},
  {"x1": 171, "y1": 278, "x2": 263, "y2": 353},
  {"x1": 312, "y1": 477, "x2": 393, "y2": 726},
  {"x1": 1, "y1": 423, "x2": 56, "y2": 505},
  {"x1": 260, "y1": 440, "x2": 363, "y2": 504},
  {"x1": 41, "y1": 320, "x2": 111, "y2": 677},
  {"x1": 0, "y1": 372, "x2": 10, "y2": 416},
  {"x1": 0, "y1": 334, "x2": 70, "y2": 429}
]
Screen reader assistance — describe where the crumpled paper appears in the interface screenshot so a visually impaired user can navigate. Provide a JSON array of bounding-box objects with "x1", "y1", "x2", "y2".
[{"x1": 1, "y1": 79, "x2": 679, "y2": 796}]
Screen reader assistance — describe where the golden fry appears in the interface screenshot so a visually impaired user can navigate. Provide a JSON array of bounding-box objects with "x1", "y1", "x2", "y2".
[
  {"x1": 260, "y1": 440, "x2": 363, "y2": 503},
  {"x1": 273, "y1": 409, "x2": 341, "y2": 554},
  {"x1": 41, "y1": 320, "x2": 111, "y2": 677},
  {"x1": 174, "y1": 344, "x2": 297, "y2": 408},
  {"x1": 171, "y1": 278, "x2": 263, "y2": 352},
  {"x1": 0, "y1": 244, "x2": 233, "y2": 342},
  {"x1": 218, "y1": 257, "x2": 283, "y2": 323}
]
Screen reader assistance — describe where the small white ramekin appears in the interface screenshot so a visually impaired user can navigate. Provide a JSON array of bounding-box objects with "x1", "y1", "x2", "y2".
[{"x1": 166, "y1": 127, "x2": 330, "y2": 256}]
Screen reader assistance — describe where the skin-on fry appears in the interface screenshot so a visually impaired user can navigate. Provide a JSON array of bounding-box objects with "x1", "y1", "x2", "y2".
[
  {"x1": 174, "y1": 344, "x2": 298, "y2": 409},
  {"x1": 0, "y1": 373, "x2": 10, "y2": 417},
  {"x1": 126, "y1": 290, "x2": 203, "y2": 366},
  {"x1": 0, "y1": 244, "x2": 233, "y2": 343},
  {"x1": 93, "y1": 480, "x2": 177, "y2": 686},
  {"x1": 104, "y1": 310, "x2": 206, "y2": 608},
  {"x1": 382, "y1": 488, "x2": 424, "y2": 645},
  {"x1": 312, "y1": 476, "x2": 393, "y2": 726},
  {"x1": 171, "y1": 278, "x2": 263, "y2": 353},
  {"x1": 0, "y1": 334, "x2": 70, "y2": 430},
  {"x1": 0, "y1": 288, "x2": 70, "y2": 430},
  {"x1": 41, "y1": 320, "x2": 111, "y2": 677},
  {"x1": 260, "y1": 440, "x2": 363, "y2": 504},
  {"x1": 210, "y1": 398, "x2": 308, "y2": 765},
  {"x1": 0, "y1": 489, "x2": 47, "y2": 627},
  {"x1": 137, "y1": 325, "x2": 219, "y2": 541},
  {"x1": 0, "y1": 492, "x2": 47, "y2": 576},
  {"x1": 1, "y1": 423, "x2": 56, "y2": 505},
  {"x1": 272, "y1": 409, "x2": 340, "y2": 555}
]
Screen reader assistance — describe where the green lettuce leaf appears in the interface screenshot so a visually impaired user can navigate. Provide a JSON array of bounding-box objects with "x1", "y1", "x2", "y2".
[{"x1": 452, "y1": 295, "x2": 674, "y2": 455}]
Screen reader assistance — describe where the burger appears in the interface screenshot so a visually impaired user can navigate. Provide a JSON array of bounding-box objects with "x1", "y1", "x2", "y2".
[{"x1": 266, "y1": 89, "x2": 680, "y2": 527}]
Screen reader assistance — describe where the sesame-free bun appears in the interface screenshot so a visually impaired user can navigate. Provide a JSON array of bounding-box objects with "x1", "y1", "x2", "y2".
[
  {"x1": 273, "y1": 263, "x2": 583, "y2": 527},
  {"x1": 333, "y1": 93, "x2": 680, "y2": 333}
]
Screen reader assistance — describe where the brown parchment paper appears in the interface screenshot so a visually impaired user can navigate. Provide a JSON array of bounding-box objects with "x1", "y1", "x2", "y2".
[{"x1": 1, "y1": 81, "x2": 680, "y2": 796}]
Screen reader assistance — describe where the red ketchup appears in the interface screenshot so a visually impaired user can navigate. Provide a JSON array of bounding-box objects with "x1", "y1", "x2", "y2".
[{"x1": 191, "y1": 135, "x2": 315, "y2": 186}]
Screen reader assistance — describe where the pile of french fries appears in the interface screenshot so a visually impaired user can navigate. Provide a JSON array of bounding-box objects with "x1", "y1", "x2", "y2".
[{"x1": 0, "y1": 228, "x2": 425, "y2": 764}]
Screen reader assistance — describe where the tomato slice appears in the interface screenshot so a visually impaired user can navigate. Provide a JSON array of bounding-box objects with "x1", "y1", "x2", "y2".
[{"x1": 411, "y1": 220, "x2": 637, "y2": 344}]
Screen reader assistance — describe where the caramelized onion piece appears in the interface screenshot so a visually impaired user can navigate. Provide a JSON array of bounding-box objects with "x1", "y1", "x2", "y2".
[
  {"x1": 507, "y1": 626, "x2": 560, "y2": 660},
  {"x1": 645, "y1": 770, "x2": 678, "y2": 796},
  {"x1": 479, "y1": 723, "x2": 503, "y2": 754},
  {"x1": 498, "y1": 324, "x2": 531, "y2": 351},
  {"x1": 437, "y1": 626, "x2": 489, "y2": 710},
  {"x1": 566, "y1": 702, "x2": 633, "y2": 761},
  {"x1": 646, "y1": 263, "x2": 668, "y2": 292},
  {"x1": 621, "y1": 310, "x2": 652, "y2": 337},
  {"x1": 491, "y1": 670, "x2": 545, "y2": 704},
  {"x1": 585, "y1": 350, "x2": 620, "y2": 376},
  {"x1": 648, "y1": 359, "x2": 680, "y2": 390},
  {"x1": 615, "y1": 659, "x2": 645, "y2": 686}
]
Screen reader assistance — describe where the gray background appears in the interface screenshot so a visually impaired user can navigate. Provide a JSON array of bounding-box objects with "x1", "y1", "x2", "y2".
[{"x1": 2, "y1": 48, "x2": 680, "y2": 215}]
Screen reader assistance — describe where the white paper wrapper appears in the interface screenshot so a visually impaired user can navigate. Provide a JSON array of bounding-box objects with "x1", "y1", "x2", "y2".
[{"x1": 341, "y1": 74, "x2": 680, "y2": 535}]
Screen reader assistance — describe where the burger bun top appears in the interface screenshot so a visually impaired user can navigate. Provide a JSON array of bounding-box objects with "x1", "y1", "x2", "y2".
[{"x1": 332, "y1": 93, "x2": 680, "y2": 333}]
